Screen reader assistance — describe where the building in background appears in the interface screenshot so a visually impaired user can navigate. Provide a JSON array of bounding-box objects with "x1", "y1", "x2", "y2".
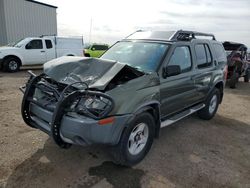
[{"x1": 0, "y1": 0, "x2": 57, "y2": 46}]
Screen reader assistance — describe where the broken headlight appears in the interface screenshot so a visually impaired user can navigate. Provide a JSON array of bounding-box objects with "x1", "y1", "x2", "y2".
[{"x1": 69, "y1": 93, "x2": 114, "y2": 119}]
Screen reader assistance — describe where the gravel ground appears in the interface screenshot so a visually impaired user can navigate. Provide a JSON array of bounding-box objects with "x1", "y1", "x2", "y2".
[{"x1": 0, "y1": 70, "x2": 250, "y2": 188}]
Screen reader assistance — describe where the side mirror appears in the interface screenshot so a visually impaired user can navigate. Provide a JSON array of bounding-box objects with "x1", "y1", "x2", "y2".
[
  {"x1": 91, "y1": 47, "x2": 95, "y2": 51},
  {"x1": 25, "y1": 43, "x2": 31, "y2": 49},
  {"x1": 162, "y1": 65, "x2": 181, "y2": 78}
]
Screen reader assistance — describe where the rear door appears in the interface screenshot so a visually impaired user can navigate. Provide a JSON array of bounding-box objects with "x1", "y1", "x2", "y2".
[
  {"x1": 191, "y1": 42, "x2": 215, "y2": 100},
  {"x1": 159, "y1": 44, "x2": 199, "y2": 117}
]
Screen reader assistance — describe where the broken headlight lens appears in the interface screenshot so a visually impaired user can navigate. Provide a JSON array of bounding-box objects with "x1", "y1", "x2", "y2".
[{"x1": 70, "y1": 95, "x2": 113, "y2": 119}]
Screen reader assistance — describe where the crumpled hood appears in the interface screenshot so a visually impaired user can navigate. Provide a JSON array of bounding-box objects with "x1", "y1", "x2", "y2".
[{"x1": 43, "y1": 56, "x2": 143, "y2": 90}]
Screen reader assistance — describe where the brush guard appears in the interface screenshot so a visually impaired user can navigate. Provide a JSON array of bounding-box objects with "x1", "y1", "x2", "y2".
[{"x1": 20, "y1": 71, "x2": 115, "y2": 148}]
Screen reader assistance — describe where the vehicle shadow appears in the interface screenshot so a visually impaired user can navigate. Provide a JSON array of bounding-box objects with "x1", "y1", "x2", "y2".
[
  {"x1": 139, "y1": 113, "x2": 250, "y2": 188},
  {"x1": 4, "y1": 114, "x2": 250, "y2": 188},
  {"x1": 225, "y1": 80, "x2": 250, "y2": 98},
  {"x1": 5, "y1": 137, "x2": 145, "y2": 188},
  {"x1": 4, "y1": 138, "x2": 111, "y2": 188}
]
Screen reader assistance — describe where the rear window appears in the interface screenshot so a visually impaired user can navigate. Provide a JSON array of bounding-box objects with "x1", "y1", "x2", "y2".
[
  {"x1": 195, "y1": 44, "x2": 212, "y2": 68},
  {"x1": 213, "y1": 43, "x2": 227, "y2": 62},
  {"x1": 45, "y1": 40, "x2": 53, "y2": 49}
]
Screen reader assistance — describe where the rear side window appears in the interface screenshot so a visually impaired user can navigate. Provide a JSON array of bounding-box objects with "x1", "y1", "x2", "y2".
[
  {"x1": 195, "y1": 44, "x2": 212, "y2": 68},
  {"x1": 213, "y1": 43, "x2": 227, "y2": 62},
  {"x1": 168, "y1": 46, "x2": 192, "y2": 73},
  {"x1": 45, "y1": 40, "x2": 53, "y2": 49},
  {"x1": 25, "y1": 39, "x2": 43, "y2": 49}
]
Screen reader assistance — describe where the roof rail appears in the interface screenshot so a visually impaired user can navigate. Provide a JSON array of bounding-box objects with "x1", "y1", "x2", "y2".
[
  {"x1": 170, "y1": 30, "x2": 216, "y2": 41},
  {"x1": 39, "y1": 34, "x2": 56, "y2": 38},
  {"x1": 125, "y1": 30, "x2": 144, "y2": 39}
]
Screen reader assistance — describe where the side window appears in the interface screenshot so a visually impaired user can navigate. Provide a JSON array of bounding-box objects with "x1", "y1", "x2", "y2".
[
  {"x1": 205, "y1": 44, "x2": 212, "y2": 64},
  {"x1": 168, "y1": 46, "x2": 192, "y2": 73},
  {"x1": 195, "y1": 44, "x2": 212, "y2": 68},
  {"x1": 91, "y1": 45, "x2": 108, "y2": 51},
  {"x1": 45, "y1": 40, "x2": 53, "y2": 49},
  {"x1": 99, "y1": 45, "x2": 109, "y2": 50},
  {"x1": 91, "y1": 45, "x2": 98, "y2": 50},
  {"x1": 213, "y1": 43, "x2": 227, "y2": 62},
  {"x1": 25, "y1": 39, "x2": 43, "y2": 49}
]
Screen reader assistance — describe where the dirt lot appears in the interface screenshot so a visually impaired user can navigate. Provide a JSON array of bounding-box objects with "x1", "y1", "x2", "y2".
[{"x1": 0, "y1": 70, "x2": 250, "y2": 188}]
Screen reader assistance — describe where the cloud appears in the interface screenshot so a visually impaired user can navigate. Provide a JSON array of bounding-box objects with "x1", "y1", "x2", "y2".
[{"x1": 40, "y1": 0, "x2": 250, "y2": 47}]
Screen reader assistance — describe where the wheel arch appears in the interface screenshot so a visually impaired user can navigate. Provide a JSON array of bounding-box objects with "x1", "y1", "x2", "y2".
[
  {"x1": 132, "y1": 101, "x2": 161, "y2": 138},
  {"x1": 3, "y1": 55, "x2": 22, "y2": 66},
  {"x1": 66, "y1": 54, "x2": 75, "y2": 56},
  {"x1": 210, "y1": 81, "x2": 224, "y2": 103},
  {"x1": 84, "y1": 53, "x2": 90, "y2": 57}
]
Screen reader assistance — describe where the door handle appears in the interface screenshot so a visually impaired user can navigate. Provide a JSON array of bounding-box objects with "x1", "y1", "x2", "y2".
[{"x1": 41, "y1": 51, "x2": 45, "y2": 53}]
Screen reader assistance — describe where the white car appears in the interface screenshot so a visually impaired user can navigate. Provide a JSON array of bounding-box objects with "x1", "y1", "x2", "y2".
[{"x1": 0, "y1": 36, "x2": 84, "y2": 72}]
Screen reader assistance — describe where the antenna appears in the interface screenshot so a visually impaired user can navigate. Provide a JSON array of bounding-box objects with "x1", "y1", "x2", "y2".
[{"x1": 89, "y1": 18, "x2": 93, "y2": 44}]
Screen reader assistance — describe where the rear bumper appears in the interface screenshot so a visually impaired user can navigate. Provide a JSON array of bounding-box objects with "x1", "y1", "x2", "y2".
[{"x1": 21, "y1": 73, "x2": 132, "y2": 147}]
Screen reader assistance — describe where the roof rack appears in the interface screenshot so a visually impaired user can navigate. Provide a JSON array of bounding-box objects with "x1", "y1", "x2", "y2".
[
  {"x1": 170, "y1": 30, "x2": 216, "y2": 41},
  {"x1": 39, "y1": 34, "x2": 56, "y2": 38},
  {"x1": 125, "y1": 30, "x2": 143, "y2": 39}
]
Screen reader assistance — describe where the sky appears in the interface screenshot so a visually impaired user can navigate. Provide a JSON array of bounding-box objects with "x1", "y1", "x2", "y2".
[{"x1": 40, "y1": 0, "x2": 250, "y2": 47}]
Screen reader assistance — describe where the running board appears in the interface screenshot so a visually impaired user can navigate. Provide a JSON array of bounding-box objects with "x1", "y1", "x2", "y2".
[{"x1": 160, "y1": 103, "x2": 205, "y2": 128}]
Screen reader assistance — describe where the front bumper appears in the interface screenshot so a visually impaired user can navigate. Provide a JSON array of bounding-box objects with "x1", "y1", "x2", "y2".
[
  {"x1": 29, "y1": 102, "x2": 131, "y2": 146},
  {"x1": 21, "y1": 72, "x2": 132, "y2": 147}
]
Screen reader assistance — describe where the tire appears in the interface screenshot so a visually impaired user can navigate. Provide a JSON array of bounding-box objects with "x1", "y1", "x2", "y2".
[
  {"x1": 244, "y1": 69, "x2": 249, "y2": 82},
  {"x1": 229, "y1": 72, "x2": 239, "y2": 89},
  {"x1": 3, "y1": 57, "x2": 20, "y2": 72},
  {"x1": 84, "y1": 53, "x2": 90, "y2": 57},
  {"x1": 111, "y1": 112, "x2": 155, "y2": 166},
  {"x1": 198, "y1": 89, "x2": 220, "y2": 120}
]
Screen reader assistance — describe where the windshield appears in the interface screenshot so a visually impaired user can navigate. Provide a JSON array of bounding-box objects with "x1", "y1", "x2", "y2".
[
  {"x1": 101, "y1": 41, "x2": 169, "y2": 72},
  {"x1": 7, "y1": 38, "x2": 28, "y2": 48}
]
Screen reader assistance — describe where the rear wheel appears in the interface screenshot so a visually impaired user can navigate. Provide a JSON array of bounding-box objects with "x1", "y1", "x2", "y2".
[
  {"x1": 244, "y1": 69, "x2": 249, "y2": 82},
  {"x1": 111, "y1": 112, "x2": 155, "y2": 166},
  {"x1": 3, "y1": 57, "x2": 21, "y2": 72},
  {"x1": 229, "y1": 72, "x2": 239, "y2": 89},
  {"x1": 198, "y1": 89, "x2": 220, "y2": 120}
]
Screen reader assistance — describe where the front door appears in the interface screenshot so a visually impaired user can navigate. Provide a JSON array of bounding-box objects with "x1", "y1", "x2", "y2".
[
  {"x1": 160, "y1": 45, "x2": 198, "y2": 117},
  {"x1": 22, "y1": 39, "x2": 46, "y2": 65}
]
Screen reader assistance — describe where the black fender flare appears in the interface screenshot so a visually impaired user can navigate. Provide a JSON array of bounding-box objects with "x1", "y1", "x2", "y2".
[
  {"x1": 206, "y1": 81, "x2": 224, "y2": 104},
  {"x1": 124, "y1": 101, "x2": 161, "y2": 138}
]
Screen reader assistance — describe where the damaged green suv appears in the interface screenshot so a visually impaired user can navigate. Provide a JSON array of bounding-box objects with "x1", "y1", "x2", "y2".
[{"x1": 20, "y1": 30, "x2": 227, "y2": 166}]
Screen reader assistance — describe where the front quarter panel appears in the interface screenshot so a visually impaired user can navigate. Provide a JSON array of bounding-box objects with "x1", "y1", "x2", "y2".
[{"x1": 106, "y1": 73, "x2": 160, "y2": 115}]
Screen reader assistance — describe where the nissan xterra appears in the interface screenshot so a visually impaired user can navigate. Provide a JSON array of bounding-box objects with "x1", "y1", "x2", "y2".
[{"x1": 20, "y1": 30, "x2": 227, "y2": 166}]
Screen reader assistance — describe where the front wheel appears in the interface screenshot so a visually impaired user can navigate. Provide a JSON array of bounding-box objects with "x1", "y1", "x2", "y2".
[
  {"x1": 3, "y1": 57, "x2": 20, "y2": 72},
  {"x1": 111, "y1": 112, "x2": 155, "y2": 166},
  {"x1": 198, "y1": 89, "x2": 220, "y2": 120}
]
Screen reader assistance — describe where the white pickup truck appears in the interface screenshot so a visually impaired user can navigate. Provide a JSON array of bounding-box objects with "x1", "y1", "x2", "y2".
[{"x1": 0, "y1": 36, "x2": 84, "y2": 72}]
